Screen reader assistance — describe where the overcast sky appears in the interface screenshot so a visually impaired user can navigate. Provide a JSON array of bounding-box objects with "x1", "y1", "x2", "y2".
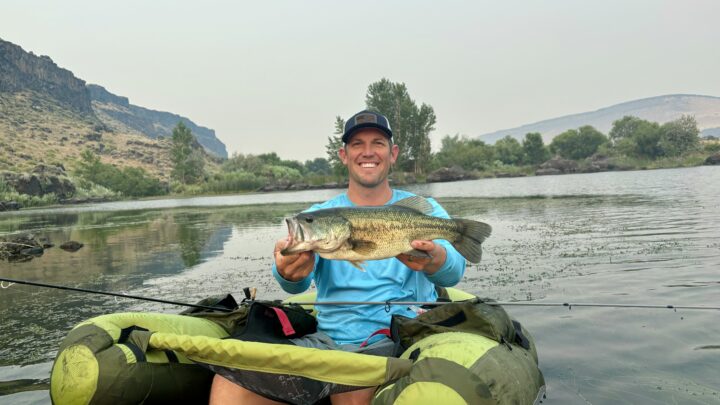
[{"x1": 2, "y1": 0, "x2": 719, "y2": 161}]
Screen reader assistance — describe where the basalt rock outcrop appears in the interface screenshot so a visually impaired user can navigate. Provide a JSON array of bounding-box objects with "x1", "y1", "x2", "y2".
[
  {"x1": 0, "y1": 38, "x2": 93, "y2": 114},
  {"x1": 0, "y1": 164, "x2": 76, "y2": 198},
  {"x1": 535, "y1": 157, "x2": 579, "y2": 176},
  {"x1": 427, "y1": 166, "x2": 474, "y2": 183},
  {"x1": 705, "y1": 153, "x2": 720, "y2": 165}
]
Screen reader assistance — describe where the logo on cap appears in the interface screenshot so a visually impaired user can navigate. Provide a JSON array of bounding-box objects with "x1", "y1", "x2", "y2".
[{"x1": 354, "y1": 113, "x2": 378, "y2": 125}]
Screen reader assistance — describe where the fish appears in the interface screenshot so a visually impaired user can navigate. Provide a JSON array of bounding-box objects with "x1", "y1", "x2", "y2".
[{"x1": 281, "y1": 196, "x2": 491, "y2": 268}]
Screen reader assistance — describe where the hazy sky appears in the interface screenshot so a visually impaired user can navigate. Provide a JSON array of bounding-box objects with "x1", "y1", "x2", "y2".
[{"x1": 2, "y1": 0, "x2": 719, "y2": 161}]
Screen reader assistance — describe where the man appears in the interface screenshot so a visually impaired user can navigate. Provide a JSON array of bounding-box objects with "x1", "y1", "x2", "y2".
[{"x1": 210, "y1": 110, "x2": 466, "y2": 405}]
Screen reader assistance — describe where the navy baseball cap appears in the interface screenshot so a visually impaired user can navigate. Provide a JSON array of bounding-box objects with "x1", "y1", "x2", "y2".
[{"x1": 342, "y1": 110, "x2": 393, "y2": 143}]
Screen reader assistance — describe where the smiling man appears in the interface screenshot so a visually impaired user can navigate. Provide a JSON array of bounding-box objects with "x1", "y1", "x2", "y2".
[{"x1": 209, "y1": 110, "x2": 467, "y2": 405}]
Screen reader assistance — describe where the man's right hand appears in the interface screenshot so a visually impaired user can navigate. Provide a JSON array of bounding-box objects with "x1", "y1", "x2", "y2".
[{"x1": 274, "y1": 237, "x2": 314, "y2": 282}]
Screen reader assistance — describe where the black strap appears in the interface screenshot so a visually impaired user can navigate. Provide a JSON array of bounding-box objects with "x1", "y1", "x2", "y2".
[
  {"x1": 434, "y1": 310, "x2": 467, "y2": 328},
  {"x1": 118, "y1": 326, "x2": 149, "y2": 362},
  {"x1": 512, "y1": 320, "x2": 531, "y2": 350},
  {"x1": 165, "y1": 350, "x2": 179, "y2": 363}
]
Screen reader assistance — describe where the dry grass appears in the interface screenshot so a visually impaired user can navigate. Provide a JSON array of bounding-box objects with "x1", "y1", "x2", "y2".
[{"x1": 0, "y1": 91, "x2": 219, "y2": 180}]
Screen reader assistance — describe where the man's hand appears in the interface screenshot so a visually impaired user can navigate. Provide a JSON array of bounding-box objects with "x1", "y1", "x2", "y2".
[
  {"x1": 396, "y1": 240, "x2": 446, "y2": 275},
  {"x1": 274, "y1": 237, "x2": 314, "y2": 282}
]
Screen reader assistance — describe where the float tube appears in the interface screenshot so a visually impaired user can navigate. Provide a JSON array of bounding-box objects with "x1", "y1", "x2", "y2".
[{"x1": 50, "y1": 288, "x2": 545, "y2": 404}]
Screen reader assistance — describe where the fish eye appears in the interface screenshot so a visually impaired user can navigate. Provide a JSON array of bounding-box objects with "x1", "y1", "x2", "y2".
[{"x1": 305, "y1": 216, "x2": 314, "y2": 223}]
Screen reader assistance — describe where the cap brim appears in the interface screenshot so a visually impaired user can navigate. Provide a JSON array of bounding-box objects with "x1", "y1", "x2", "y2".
[{"x1": 342, "y1": 123, "x2": 393, "y2": 143}]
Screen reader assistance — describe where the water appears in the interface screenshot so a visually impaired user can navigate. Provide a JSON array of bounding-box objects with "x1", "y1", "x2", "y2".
[{"x1": 1, "y1": 166, "x2": 719, "y2": 404}]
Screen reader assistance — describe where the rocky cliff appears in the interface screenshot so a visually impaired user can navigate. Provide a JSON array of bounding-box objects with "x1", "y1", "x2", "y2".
[
  {"x1": 0, "y1": 38, "x2": 227, "y2": 158},
  {"x1": 0, "y1": 38, "x2": 93, "y2": 115},
  {"x1": 88, "y1": 84, "x2": 228, "y2": 158}
]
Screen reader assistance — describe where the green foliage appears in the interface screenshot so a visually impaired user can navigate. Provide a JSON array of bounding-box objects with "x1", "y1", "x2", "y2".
[
  {"x1": 304, "y1": 157, "x2": 331, "y2": 175},
  {"x1": 494, "y1": 136, "x2": 524, "y2": 165},
  {"x1": 326, "y1": 116, "x2": 347, "y2": 178},
  {"x1": 609, "y1": 116, "x2": 646, "y2": 144},
  {"x1": 0, "y1": 178, "x2": 58, "y2": 207},
  {"x1": 76, "y1": 149, "x2": 166, "y2": 197},
  {"x1": 703, "y1": 141, "x2": 720, "y2": 153},
  {"x1": 171, "y1": 121, "x2": 205, "y2": 184},
  {"x1": 365, "y1": 78, "x2": 436, "y2": 173},
  {"x1": 434, "y1": 134, "x2": 495, "y2": 171},
  {"x1": 658, "y1": 115, "x2": 700, "y2": 157},
  {"x1": 550, "y1": 126, "x2": 608, "y2": 160},
  {"x1": 522, "y1": 132, "x2": 549, "y2": 164},
  {"x1": 201, "y1": 171, "x2": 264, "y2": 193},
  {"x1": 609, "y1": 115, "x2": 700, "y2": 159}
]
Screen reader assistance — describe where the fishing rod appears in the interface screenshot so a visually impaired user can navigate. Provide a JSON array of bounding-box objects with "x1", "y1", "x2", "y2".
[
  {"x1": 285, "y1": 300, "x2": 720, "y2": 311},
  {"x1": 0, "y1": 277, "x2": 233, "y2": 313},
  {"x1": 2, "y1": 277, "x2": 718, "y2": 312}
]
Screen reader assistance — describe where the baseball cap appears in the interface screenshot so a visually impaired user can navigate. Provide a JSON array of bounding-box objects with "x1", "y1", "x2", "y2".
[{"x1": 342, "y1": 110, "x2": 393, "y2": 143}]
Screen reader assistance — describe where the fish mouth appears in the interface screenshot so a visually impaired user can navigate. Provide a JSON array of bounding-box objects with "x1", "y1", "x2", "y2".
[{"x1": 281, "y1": 217, "x2": 304, "y2": 255}]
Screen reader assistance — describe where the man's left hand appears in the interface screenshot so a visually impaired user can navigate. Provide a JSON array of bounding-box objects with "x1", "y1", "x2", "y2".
[{"x1": 396, "y1": 240, "x2": 446, "y2": 275}]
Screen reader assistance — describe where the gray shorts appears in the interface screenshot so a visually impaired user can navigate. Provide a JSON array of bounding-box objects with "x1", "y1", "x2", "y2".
[{"x1": 290, "y1": 331, "x2": 396, "y2": 357}]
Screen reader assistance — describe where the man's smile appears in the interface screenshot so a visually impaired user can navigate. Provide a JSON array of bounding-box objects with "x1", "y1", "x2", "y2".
[{"x1": 359, "y1": 162, "x2": 379, "y2": 168}]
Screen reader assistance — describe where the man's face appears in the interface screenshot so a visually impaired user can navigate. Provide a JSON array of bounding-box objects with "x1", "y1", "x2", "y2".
[{"x1": 339, "y1": 129, "x2": 399, "y2": 189}]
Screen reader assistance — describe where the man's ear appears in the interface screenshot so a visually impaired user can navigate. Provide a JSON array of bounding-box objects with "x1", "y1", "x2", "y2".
[
  {"x1": 390, "y1": 144, "x2": 399, "y2": 164},
  {"x1": 339, "y1": 147, "x2": 348, "y2": 165}
]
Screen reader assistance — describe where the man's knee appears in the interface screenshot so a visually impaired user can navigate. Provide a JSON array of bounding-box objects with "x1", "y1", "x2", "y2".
[
  {"x1": 209, "y1": 374, "x2": 286, "y2": 405},
  {"x1": 330, "y1": 387, "x2": 376, "y2": 405}
]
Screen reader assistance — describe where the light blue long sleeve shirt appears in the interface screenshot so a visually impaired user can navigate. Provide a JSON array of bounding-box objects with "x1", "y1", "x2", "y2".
[{"x1": 272, "y1": 189, "x2": 466, "y2": 345}]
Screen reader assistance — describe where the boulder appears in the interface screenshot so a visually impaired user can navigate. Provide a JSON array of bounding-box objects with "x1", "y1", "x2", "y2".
[
  {"x1": 1, "y1": 165, "x2": 76, "y2": 198},
  {"x1": 0, "y1": 234, "x2": 44, "y2": 262},
  {"x1": 59, "y1": 241, "x2": 84, "y2": 252},
  {"x1": 705, "y1": 153, "x2": 720, "y2": 165},
  {"x1": 0, "y1": 201, "x2": 22, "y2": 211},
  {"x1": 536, "y1": 157, "x2": 579, "y2": 175}
]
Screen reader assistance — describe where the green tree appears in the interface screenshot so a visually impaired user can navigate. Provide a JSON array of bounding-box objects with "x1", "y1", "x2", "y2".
[
  {"x1": 326, "y1": 116, "x2": 346, "y2": 178},
  {"x1": 522, "y1": 132, "x2": 549, "y2": 164},
  {"x1": 365, "y1": 78, "x2": 436, "y2": 173},
  {"x1": 609, "y1": 116, "x2": 646, "y2": 144},
  {"x1": 304, "y1": 157, "x2": 331, "y2": 175},
  {"x1": 434, "y1": 135, "x2": 495, "y2": 171},
  {"x1": 171, "y1": 121, "x2": 205, "y2": 184},
  {"x1": 494, "y1": 136, "x2": 524, "y2": 165},
  {"x1": 550, "y1": 126, "x2": 607, "y2": 160},
  {"x1": 658, "y1": 115, "x2": 700, "y2": 157}
]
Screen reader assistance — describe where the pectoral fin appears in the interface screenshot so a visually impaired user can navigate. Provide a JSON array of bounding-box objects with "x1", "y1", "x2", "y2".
[
  {"x1": 351, "y1": 240, "x2": 377, "y2": 255},
  {"x1": 349, "y1": 260, "x2": 367, "y2": 271}
]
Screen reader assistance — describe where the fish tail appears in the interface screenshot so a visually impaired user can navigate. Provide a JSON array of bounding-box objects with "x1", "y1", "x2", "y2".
[{"x1": 451, "y1": 219, "x2": 492, "y2": 263}]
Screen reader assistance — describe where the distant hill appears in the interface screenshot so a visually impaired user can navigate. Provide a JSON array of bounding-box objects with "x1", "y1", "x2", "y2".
[
  {"x1": 0, "y1": 37, "x2": 227, "y2": 163},
  {"x1": 479, "y1": 94, "x2": 720, "y2": 144}
]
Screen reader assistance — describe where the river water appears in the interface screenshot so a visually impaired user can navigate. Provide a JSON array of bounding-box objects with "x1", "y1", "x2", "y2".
[{"x1": 1, "y1": 166, "x2": 719, "y2": 404}]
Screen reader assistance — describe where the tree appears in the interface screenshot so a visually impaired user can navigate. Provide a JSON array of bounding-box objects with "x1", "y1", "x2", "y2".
[
  {"x1": 365, "y1": 78, "x2": 436, "y2": 173},
  {"x1": 550, "y1": 126, "x2": 607, "y2": 160},
  {"x1": 325, "y1": 116, "x2": 346, "y2": 178},
  {"x1": 522, "y1": 132, "x2": 549, "y2": 164},
  {"x1": 171, "y1": 121, "x2": 205, "y2": 184},
  {"x1": 659, "y1": 115, "x2": 700, "y2": 157},
  {"x1": 494, "y1": 136, "x2": 524, "y2": 165},
  {"x1": 434, "y1": 134, "x2": 495, "y2": 171},
  {"x1": 304, "y1": 158, "x2": 331, "y2": 175},
  {"x1": 609, "y1": 116, "x2": 646, "y2": 144}
]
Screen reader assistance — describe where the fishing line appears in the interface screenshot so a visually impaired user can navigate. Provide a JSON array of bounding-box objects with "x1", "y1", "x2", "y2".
[
  {"x1": 2, "y1": 276, "x2": 718, "y2": 311},
  {"x1": 284, "y1": 301, "x2": 720, "y2": 311},
  {"x1": 0, "y1": 277, "x2": 233, "y2": 312}
]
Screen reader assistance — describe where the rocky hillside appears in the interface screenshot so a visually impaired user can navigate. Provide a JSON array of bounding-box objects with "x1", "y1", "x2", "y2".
[
  {"x1": 479, "y1": 94, "x2": 720, "y2": 144},
  {"x1": 88, "y1": 84, "x2": 227, "y2": 158},
  {"x1": 0, "y1": 37, "x2": 227, "y2": 172}
]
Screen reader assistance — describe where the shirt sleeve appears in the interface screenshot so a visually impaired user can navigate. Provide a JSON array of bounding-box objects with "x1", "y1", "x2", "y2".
[{"x1": 423, "y1": 198, "x2": 466, "y2": 287}]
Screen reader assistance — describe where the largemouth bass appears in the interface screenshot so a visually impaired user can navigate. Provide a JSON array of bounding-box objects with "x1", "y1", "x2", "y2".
[{"x1": 281, "y1": 196, "x2": 491, "y2": 267}]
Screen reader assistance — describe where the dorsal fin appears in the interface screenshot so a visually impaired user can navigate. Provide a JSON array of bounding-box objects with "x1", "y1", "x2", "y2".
[{"x1": 392, "y1": 196, "x2": 433, "y2": 215}]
